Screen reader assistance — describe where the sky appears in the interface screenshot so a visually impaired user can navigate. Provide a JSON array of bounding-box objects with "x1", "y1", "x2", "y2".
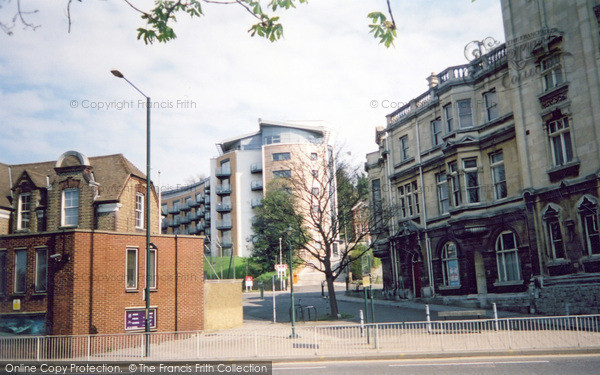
[{"x1": 0, "y1": 0, "x2": 505, "y2": 190}]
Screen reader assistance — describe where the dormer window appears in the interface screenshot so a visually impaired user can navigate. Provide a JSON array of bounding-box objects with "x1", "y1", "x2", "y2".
[
  {"x1": 62, "y1": 188, "x2": 79, "y2": 226},
  {"x1": 17, "y1": 193, "x2": 31, "y2": 230}
]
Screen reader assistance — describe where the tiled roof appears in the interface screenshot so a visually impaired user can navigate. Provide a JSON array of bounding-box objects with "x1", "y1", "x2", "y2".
[{"x1": 0, "y1": 153, "x2": 147, "y2": 209}]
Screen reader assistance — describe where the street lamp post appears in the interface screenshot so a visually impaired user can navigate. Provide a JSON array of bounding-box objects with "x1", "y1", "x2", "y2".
[
  {"x1": 287, "y1": 236, "x2": 296, "y2": 338},
  {"x1": 111, "y1": 70, "x2": 152, "y2": 357}
]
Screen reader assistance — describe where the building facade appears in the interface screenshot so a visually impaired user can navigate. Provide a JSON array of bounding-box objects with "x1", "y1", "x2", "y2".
[
  {"x1": 0, "y1": 151, "x2": 204, "y2": 335},
  {"x1": 367, "y1": 0, "x2": 600, "y2": 314},
  {"x1": 206, "y1": 119, "x2": 335, "y2": 259}
]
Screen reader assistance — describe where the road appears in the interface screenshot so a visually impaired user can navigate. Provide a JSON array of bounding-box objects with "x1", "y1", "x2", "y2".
[
  {"x1": 243, "y1": 283, "x2": 522, "y2": 324},
  {"x1": 272, "y1": 354, "x2": 600, "y2": 375}
]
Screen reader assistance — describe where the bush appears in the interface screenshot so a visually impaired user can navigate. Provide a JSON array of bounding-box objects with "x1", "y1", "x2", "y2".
[{"x1": 349, "y1": 245, "x2": 381, "y2": 280}]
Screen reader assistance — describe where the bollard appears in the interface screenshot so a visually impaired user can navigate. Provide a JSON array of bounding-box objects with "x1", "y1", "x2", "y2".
[
  {"x1": 359, "y1": 309, "x2": 364, "y2": 337},
  {"x1": 259, "y1": 283, "x2": 264, "y2": 300}
]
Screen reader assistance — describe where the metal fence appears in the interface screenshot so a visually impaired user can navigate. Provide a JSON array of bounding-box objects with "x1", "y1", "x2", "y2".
[{"x1": 1, "y1": 315, "x2": 599, "y2": 361}]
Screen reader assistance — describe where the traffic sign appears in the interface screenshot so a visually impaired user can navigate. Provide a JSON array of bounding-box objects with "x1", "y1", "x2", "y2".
[{"x1": 275, "y1": 264, "x2": 288, "y2": 271}]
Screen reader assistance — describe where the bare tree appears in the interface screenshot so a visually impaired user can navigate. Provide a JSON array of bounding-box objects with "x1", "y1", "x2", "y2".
[{"x1": 279, "y1": 146, "x2": 394, "y2": 318}]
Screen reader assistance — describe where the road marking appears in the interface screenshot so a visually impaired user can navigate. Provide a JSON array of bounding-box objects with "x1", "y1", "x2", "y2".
[
  {"x1": 390, "y1": 360, "x2": 550, "y2": 367},
  {"x1": 274, "y1": 366, "x2": 327, "y2": 370}
]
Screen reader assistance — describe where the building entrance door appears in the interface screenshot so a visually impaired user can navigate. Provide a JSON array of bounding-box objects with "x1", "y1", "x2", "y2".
[{"x1": 474, "y1": 251, "x2": 487, "y2": 295}]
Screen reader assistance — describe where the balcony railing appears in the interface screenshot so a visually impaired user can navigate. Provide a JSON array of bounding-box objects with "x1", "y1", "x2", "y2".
[
  {"x1": 215, "y1": 167, "x2": 231, "y2": 177},
  {"x1": 250, "y1": 181, "x2": 263, "y2": 191},
  {"x1": 168, "y1": 205, "x2": 180, "y2": 214},
  {"x1": 216, "y1": 203, "x2": 232, "y2": 212},
  {"x1": 251, "y1": 163, "x2": 263, "y2": 173},
  {"x1": 216, "y1": 185, "x2": 232, "y2": 195},
  {"x1": 251, "y1": 198, "x2": 262, "y2": 208},
  {"x1": 216, "y1": 220, "x2": 232, "y2": 230},
  {"x1": 205, "y1": 212, "x2": 211, "y2": 221}
]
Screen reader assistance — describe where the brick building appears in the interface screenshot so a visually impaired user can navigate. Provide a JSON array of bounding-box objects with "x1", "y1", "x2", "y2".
[
  {"x1": 366, "y1": 0, "x2": 600, "y2": 314},
  {"x1": 0, "y1": 151, "x2": 204, "y2": 335}
]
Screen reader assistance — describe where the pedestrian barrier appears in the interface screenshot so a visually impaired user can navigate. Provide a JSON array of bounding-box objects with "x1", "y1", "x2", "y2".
[{"x1": 1, "y1": 315, "x2": 599, "y2": 361}]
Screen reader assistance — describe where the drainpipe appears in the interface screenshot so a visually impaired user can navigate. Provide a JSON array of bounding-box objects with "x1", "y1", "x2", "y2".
[
  {"x1": 385, "y1": 134, "x2": 399, "y2": 290},
  {"x1": 415, "y1": 118, "x2": 435, "y2": 297}
]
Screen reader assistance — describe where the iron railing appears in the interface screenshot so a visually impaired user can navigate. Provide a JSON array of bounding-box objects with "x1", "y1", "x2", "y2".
[{"x1": 1, "y1": 315, "x2": 599, "y2": 361}]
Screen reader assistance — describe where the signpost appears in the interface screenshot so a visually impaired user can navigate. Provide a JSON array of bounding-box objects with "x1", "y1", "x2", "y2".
[
  {"x1": 244, "y1": 276, "x2": 254, "y2": 292},
  {"x1": 275, "y1": 263, "x2": 288, "y2": 290}
]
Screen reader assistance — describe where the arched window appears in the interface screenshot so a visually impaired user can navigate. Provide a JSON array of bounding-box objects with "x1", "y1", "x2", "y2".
[
  {"x1": 441, "y1": 242, "x2": 460, "y2": 287},
  {"x1": 543, "y1": 205, "x2": 565, "y2": 259},
  {"x1": 578, "y1": 197, "x2": 600, "y2": 256},
  {"x1": 495, "y1": 231, "x2": 521, "y2": 282}
]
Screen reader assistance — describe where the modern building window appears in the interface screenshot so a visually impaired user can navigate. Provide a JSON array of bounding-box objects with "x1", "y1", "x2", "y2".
[
  {"x1": 264, "y1": 135, "x2": 281, "y2": 144},
  {"x1": 398, "y1": 182, "x2": 419, "y2": 218},
  {"x1": 149, "y1": 247, "x2": 157, "y2": 289},
  {"x1": 441, "y1": 242, "x2": 460, "y2": 287},
  {"x1": 273, "y1": 152, "x2": 291, "y2": 161},
  {"x1": 495, "y1": 231, "x2": 521, "y2": 282},
  {"x1": 436, "y1": 173, "x2": 449, "y2": 214},
  {"x1": 311, "y1": 170, "x2": 318, "y2": 178},
  {"x1": 490, "y1": 152, "x2": 507, "y2": 200},
  {"x1": 311, "y1": 187, "x2": 319, "y2": 196},
  {"x1": 135, "y1": 193, "x2": 144, "y2": 229},
  {"x1": 541, "y1": 54, "x2": 564, "y2": 91},
  {"x1": 484, "y1": 89, "x2": 498, "y2": 121},
  {"x1": 17, "y1": 193, "x2": 31, "y2": 230},
  {"x1": 14, "y1": 249, "x2": 27, "y2": 294},
  {"x1": 35, "y1": 248, "x2": 48, "y2": 293},
  {"x1": 62, "y1": 188, "x2": 79, "y2": 226},
  {"x1": 431, "y1": 119, "x2": 442, "y2": 146},
  {"x1": 273, "y1": 170, "x2": 291, "y2": 178},
  {"x1": 457, "y1": 99, "x2": 473, "y2": 128},
  {"x1": 310, "y1": 153, "x2": 318, "y2": 160},
  {"x1": 0, "y1": 250, "x2": 6, "y2": 295},
  {"x1": 548, "y1": 116, "x2": 573, "y2": 166},
  {"x1": 443, "y1": 103, "x2": 453, "y2": 132},
  {"x1": 126, "y1": 248, "x2": 138, "y2": 289},
  {"x1": 400, "y1": 135, "x2": 410, "y2": 161},
  {"x1": 463, "y1": 158, "x2": 480, "y2": 203},
  {"x1": 449, "y1": 162, "x2": 462, "y2": 206}
]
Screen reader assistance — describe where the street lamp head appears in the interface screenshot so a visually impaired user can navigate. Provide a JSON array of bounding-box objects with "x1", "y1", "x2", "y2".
[{"x1": 110, "y1": 70, "x2": 124, "y2": 78}]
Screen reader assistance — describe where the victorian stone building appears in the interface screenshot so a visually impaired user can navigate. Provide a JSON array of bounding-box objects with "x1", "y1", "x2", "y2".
[
  {"x1": 367, "y1": 0, "x2": 600, "y2": 314},
  {"x1": 0, "y1": 151, "x2": 204, "y2": 335}
]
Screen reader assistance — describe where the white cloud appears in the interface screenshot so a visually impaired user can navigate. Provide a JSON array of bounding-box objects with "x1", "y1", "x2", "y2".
[{"x1": 0, "y1": 0, "x2": 504, "y2": 187}]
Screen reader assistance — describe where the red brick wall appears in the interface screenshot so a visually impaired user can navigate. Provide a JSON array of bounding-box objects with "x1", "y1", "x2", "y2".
[{"x1": 0, "y1": 230, "x2": 204, "y2": 336}]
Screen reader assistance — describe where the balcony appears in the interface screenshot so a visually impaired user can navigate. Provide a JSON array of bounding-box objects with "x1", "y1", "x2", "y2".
[
  {"x1": 168, "y1": 205, "x2": 180, "y2": 214},
  {"x1": 162, "y1": 219, "x2": 171, "y2": 229},
  {"x1": 251, "y1": 198, "x2": 262, "y2": 208},
  {"x1": 250, "y1": 181, "x2": 263, "y2": 191},
  {"x1": 170, "y1": 217, "x2": 180, "y2": 227},
  {"x1": 204, "y1": 196, "x2": 211, "y2": 205},
  {"x1": 216, "y1": 220, "x2": 232, "y2": 230},
  {"x1": 251, "y1": 163, "x2": 263, "y2": 173},
  {"x1": 216, "y1": 185, "x2": 232, "y2": 195},
  {"x1": 190, "y1": 198, "x2": 200, "y2": 208},
  {"x1": 195, "y1": 210, "x2": 205, "y2": 219},
  {"x1": 216, "y1": 203, "x2": 232, "y2": 212},
  {"x1": 205, "y1": 212, "x2": 211, "y2": 221},
  {"x1": 221, "y1": 239, "x2": 233, "y2": 248},
  {"x1": 216, "y1": 167, "x2": 231, "y2": 178},
  {"x1": 181, "y1": 202, "x2": 192, "y2": 211},
  {"x1": 161, "y1": 206, "x2": 168, "y2": 215}
]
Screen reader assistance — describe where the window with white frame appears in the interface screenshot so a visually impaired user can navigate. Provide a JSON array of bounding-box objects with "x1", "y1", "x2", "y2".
[
  {"x1": 544, "y1": 207, "x2": 566, "y2": 259},
  {"x1": 18, "y1": 193, "x2": 31, "y2": 230},
  {"x1": 35, "y1": 248, "x2": 48, "y2": 293},
  {"x1": 579, "y1": 198, "x2": 600, "y2": 256},
  {"x1": 441, "y1": 242, "x2": 460, "y2": 287},
  {"x1": 14, "y1": 249, "x2": 27, "y2": 294},
  {"x1": 431, "y1": 119, "x2": 442, "y2": 146},
  {"x1": 541, "y1": 54, "x2": 564, "y2": 91},
  {"x1": 436, "y1": 173, "x2": 449, "y2": 214},
  {"x1": 457, "y1": 99, "x2": 473, "y2": 129},
  {"x1": 398, "y1": 182, "x2": 419, "y2": 218},
  {"x1": 0, "y1": 250, "x2": 6, "y2": 296},
  {"x1": 443, "y1": 103, "x2": 453, "y2": 132},
  {"x1": 463, "y1": 159, "x2": 480, "y2": 203},
  {"x1": 484, "y1": 89, "x2": 498, "y2": 121},
  {"x1": 62, "y1": 188, "x2": 79, "y2": 226},
  {"x1": 400, "y1": 135, "x2": 410, "y2": 161},
  {"x1": 496, "y1": 231, "x2": 521, "y2": 282},
  {"x1": 548, "y1": 116, "x2": 573, "y2": 166},
  {"x1": 490, "y1": 151, "x2": 507, "y2": 200},
  {"x1": 126, "y1": 248, "x2": 138, "y2": 289},
  {"x1": 135, "y1": 193, "x2": 144, "y2": 229},
  {"x1": 149, "y1": 247, "x2": 157, "y2": 289},
  {"x1": 449, "y1": 162, "x2": 462, "y2": 206}
]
